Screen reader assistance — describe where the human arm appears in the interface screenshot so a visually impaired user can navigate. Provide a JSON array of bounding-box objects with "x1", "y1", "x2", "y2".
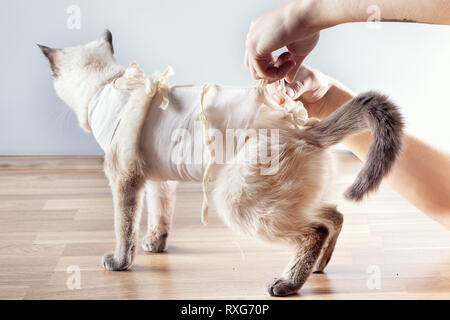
[{"x1": 245, "y1": 0, "x2": 450, "y2": 82}]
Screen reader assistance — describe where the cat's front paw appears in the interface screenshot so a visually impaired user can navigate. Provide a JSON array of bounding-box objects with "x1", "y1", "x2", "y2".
[
  {"x1": 265, "y1": 278, "x2": 300, "y2": 297},
  {"x1": 102, "y1": 252, "x2": 132, "y2": 271},
  {"x1": 141, "y1": 231, "x2": 168, "y2": 253}
]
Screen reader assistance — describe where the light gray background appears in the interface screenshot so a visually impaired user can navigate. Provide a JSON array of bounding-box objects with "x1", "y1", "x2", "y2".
[{"x1": 1, "y1": 0, "x2": 449, "y2": 155}]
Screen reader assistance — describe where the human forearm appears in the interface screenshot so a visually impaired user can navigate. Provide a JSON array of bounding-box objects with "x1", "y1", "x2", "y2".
[
  {"x1": 344, "y1": 131, "x2": 450, "y2": 229},
  {"x1": 315, "y1": 79, "x2": 355, "y2": 120},
  {"x1": 298, "y1": 0, "x2": 450, "y2": 30}
]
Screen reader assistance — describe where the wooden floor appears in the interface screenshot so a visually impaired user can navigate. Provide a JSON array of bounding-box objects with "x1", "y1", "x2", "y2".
[{"x1": 0, "y1": 152, "x2": 448, "y2": 300}]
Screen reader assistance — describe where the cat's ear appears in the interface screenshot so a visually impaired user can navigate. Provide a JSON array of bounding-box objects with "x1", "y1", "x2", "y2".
[
  {"x1": 101, "y1": 29, "x2": 114, "y2": 54},
  {"x1": 37, "y1": 44, "x2": 60, "y2": 77}
]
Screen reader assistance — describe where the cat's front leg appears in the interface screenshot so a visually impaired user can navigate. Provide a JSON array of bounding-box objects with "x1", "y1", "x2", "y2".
[
  {"x1": 142, "y1": 181, "x2": 177, "y2": 253},
  {"x1": 102, "y1": 171, "x2": 145, "y2": 271}
]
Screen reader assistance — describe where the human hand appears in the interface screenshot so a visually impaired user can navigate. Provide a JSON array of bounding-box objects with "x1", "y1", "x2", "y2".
[
  {"x1": 265, "y1": 64, "x2": 333, "y2": 119},
  {"x1": 245, "y1": 0, "x2": 321, "y2": 83}
]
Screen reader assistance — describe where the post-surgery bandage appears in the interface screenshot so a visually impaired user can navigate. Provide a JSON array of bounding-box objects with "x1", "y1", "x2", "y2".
[{"x1": 88, "y1": 61, "x2": 308, "y2": 225}]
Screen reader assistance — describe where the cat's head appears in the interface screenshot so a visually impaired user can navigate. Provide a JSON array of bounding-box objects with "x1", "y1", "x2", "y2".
[{"x1": 38, "y1": 30, "x2": 124, "y2": 131}]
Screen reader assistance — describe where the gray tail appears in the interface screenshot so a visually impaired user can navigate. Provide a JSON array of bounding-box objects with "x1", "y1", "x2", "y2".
[{"x1": 306, "y1": 91, "x2": 404, "y2": 201}]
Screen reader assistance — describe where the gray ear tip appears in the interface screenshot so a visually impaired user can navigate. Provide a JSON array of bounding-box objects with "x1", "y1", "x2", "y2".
[
  {"x1": 37, "y1": 44, "x2": 51, "y2": 56},
  {"x1": 103, "y1": 29, "x2": 112, "y2": 41},
  {"x1": 102, "y1": 29, "x2": 114, "y2": 54}
]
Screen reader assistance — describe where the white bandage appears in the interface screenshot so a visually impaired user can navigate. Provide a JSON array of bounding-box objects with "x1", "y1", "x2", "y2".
[{"x1": 88, "y1": 62, "x2": 309, "y2": 225}]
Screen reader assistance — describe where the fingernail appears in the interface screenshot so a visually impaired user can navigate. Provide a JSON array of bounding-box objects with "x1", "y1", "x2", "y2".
[
  {"x1": 273, "y1": 94, "x2": 284, "y2": 105},
  {"x1": 286, "y1": 87, "x2": 295, "y2": 98}
]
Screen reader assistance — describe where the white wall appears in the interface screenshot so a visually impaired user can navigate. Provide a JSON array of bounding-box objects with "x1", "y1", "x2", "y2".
[{"x1": 1, "y1": 0, "x2": 449, "y2": 155}]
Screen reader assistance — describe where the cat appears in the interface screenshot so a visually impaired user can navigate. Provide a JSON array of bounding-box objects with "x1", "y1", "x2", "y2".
[{"x1": 38, "y1": 30, "x2": 404, "y2": 296}]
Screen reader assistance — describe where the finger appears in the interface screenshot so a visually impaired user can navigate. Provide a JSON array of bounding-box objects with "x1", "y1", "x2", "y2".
[
  {"x1": 244, "y1": 39, "x2": 255, "y2": 72},
  {"x1": 265, "y1": 82, "x2": 285, "y2": 105},
  {"x1": 262, "y1": 59, "x2": 295, "y2": 82},
  {"x1": 246, "y1": 55, "x2": 257, "y2": 79},
  {"x1": 250, "y1": 64, "x2": 259, "y2": 80},
  {"x1": 244, "y1": 50, "x2": 249, "y2": 70},
  {"x1": 284, "y1": 81, "x2": 305, "y2": 100},
  {"x1": 252, "y1": 63, "x2": 267, "y2": 81},
  {"x1": 285, "y1": 56, "x2": 306, "y2": 83},
  {"x1": 273, "y1": 51, "x2": 293, "y2": 68},
  {"x1": 273, "y1": 93, "x2": 285, "y2": 105},
  {"x1": 277, "y1": 60, "x2": 297, "y2": 79},
  {"x1": 253, "y1": 55, "x2": 277, "y2": 80},
  {"x1": 244, "y1": 31, "x2": 252, "y2": 70},
  {"x1": 267, "y1": 52, "x2": 296, "y2": 81}
]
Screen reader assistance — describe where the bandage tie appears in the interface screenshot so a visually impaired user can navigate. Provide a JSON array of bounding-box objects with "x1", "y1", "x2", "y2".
[{"x1": 113, "y1": 61, "x2": 174, "y2": 110}]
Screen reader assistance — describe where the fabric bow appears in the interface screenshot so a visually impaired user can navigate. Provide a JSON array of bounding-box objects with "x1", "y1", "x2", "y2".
[{"x1": 113, "y1": 61, "x2": 174, "y2": 110}]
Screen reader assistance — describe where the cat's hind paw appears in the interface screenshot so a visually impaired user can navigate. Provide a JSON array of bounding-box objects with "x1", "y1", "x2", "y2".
[
  {"x1": 141, "y1": 232, "x2": 168, "y2": 253},
  {"x1": 265, "y1": 278, "x2": 300, "y2": 297}
]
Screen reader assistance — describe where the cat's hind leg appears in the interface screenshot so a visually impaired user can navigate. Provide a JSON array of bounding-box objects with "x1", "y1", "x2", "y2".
[
  {"x1": 265, "y1": 223, "x2": 329, "y2": 297},
  {"x1": 313, "y1": 205, "x2": 343, "y2": 273},
  {"x1": 141, "y1": 181, "x2": 177, "y2": 253}
]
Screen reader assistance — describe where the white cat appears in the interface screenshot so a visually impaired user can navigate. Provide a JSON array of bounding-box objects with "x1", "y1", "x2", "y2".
[{"x1": 39, "y1": 30, "x2": 403, "y2": 296}]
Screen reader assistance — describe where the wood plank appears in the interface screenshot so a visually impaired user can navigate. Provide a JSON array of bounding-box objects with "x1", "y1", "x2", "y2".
[{"x1": 0, "y1": 152, "x2": 448, "y2": 299}]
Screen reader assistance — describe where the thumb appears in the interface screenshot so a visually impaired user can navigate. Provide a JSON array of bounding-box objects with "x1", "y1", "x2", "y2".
[{"x1": 284, "y1": 81, "x2": 306, "y2": 100}]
